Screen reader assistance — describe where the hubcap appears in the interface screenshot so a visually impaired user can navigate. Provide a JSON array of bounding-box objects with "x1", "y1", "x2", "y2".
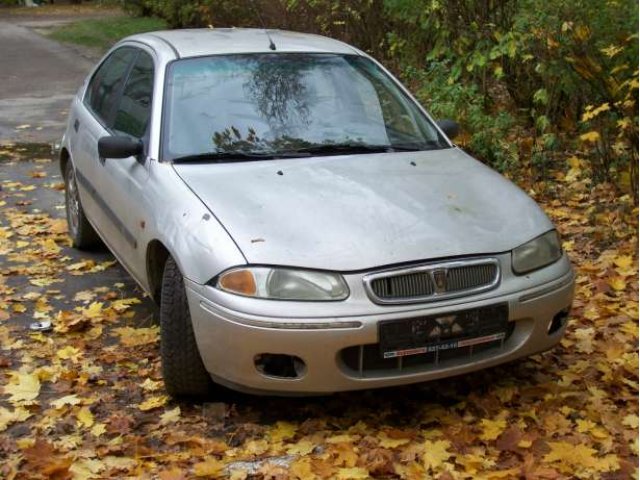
[{"x1": 66, "y1": 168, "x2": 80, "y2": 237}]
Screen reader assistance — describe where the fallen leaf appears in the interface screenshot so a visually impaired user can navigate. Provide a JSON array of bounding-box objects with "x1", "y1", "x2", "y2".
[
  {"x1": 139, "y1": 395, "x2": 168, "y2": 411},
  {"x1": 3, "y1": 372, "x2": 41, "y2": 405},
  {"x1": 160, "y1": 406, "x2": 181, "y2": 425}
]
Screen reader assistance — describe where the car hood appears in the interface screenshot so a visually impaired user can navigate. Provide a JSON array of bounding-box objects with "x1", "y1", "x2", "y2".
[{"x1": 173, "y1": 148, "x2": 553, "y2": 271}]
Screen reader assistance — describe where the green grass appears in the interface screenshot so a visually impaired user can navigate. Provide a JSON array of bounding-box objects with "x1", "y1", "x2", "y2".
[{"x1": 48, "y1": 16, "x2": 167, "y2": 53}]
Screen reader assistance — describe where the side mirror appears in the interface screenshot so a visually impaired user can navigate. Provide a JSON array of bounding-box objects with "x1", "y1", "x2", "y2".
[
  {"x1": 436, "y1": 119, "x2": 460, "y2": 140},
  {"x1": 98, "y1": 136, "x2": 143, "y2": 159}
]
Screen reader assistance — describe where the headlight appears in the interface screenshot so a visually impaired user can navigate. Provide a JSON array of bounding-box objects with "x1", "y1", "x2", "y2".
[
  {"x1": 215, "y1": 267, "x2": 349, "y2": 301},
  {"x1": 512, "y1": 230, "x2": 562, "y2": 274}
]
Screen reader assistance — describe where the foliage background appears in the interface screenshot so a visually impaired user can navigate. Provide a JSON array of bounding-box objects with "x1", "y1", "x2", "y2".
[{"x1": 124, "y1": 0, "x2": 638, "y2": 200}]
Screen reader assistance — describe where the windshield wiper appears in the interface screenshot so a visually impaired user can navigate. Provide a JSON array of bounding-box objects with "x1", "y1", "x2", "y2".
[
  {"x1": 171, "y1": 142, "x2": 442, "y2": 163},
  {"x1": 281, "y1": 143, "x2": 439, "y2": 157},
  {"x1": 280, "y1": 144, "x2": 395, "y2": 156},
  {"x1": 171, "y1": 151, "x2": 294, "y2": 163}
]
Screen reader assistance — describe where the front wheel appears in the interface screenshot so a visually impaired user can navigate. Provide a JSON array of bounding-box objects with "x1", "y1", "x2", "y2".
[
  {"x1": 64, "y1": 161, "x2": 99, "y2": 249},
  {"x1": 160, "y1": 256, "x2": 216, "y2": 398}
]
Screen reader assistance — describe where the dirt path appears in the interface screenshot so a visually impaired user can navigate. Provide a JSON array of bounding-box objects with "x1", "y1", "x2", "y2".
[{"x1": 0, "y1": 8, "x2": 115, "y2": 144}]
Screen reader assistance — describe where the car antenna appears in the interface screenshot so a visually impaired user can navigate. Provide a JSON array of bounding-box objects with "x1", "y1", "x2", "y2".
[{"x1": 249, "y1": 0, "x2": 276, "y2": 50}]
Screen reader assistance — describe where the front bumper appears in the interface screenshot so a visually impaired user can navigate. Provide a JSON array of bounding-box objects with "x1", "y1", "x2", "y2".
[{"x1": 186, "y1": 255, "x2": 575, "y2": 395}]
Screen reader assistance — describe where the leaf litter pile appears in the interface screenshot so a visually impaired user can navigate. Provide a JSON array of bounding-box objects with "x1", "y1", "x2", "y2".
[{"x1": 0, "y1": 144, "x2": 637, "y2": 479}]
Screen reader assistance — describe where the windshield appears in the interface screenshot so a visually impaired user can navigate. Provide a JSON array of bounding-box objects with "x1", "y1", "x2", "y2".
[{"x1": 163, "y1": 53, "x2": 447, "y2": 162}]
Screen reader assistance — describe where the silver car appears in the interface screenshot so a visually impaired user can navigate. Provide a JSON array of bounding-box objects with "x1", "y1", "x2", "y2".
[{"x1": 60, "y1": 28, "x2": 575, "y2": 397}]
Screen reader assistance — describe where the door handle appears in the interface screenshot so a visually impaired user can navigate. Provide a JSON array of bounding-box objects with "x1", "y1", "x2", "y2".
[{"x1": 73, "y1": 119, "x2": 80, "y2": 132}]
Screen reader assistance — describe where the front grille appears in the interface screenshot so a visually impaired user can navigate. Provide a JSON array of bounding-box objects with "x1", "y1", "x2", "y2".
[
  {"x1": 365, "y1": 258, "x2": 500, "y2": 303},
  {"x1": 446, "y1": 263, "x2": 498, "y2": 291},
  {"x1": 371, "y1": 272, "x2": 435, "y2": 298}
]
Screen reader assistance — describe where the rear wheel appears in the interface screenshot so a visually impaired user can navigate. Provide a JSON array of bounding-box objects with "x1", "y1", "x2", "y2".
[
  {"x1": 64, "y1": 161, "x2": 99, "y2": 249},
  {"x1": 160, "y1": 256, "x2": 216, "y2": 397}
]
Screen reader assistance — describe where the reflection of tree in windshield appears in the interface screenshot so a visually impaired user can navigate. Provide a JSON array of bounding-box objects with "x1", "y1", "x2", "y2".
[
  {"x1": 210, "y1": 56, "x2": 317, "y2": 153},
  {"x1": 212, "y1": 127, "x2": 314, "y2": 153},
  {"x1": 243, "y1": 57, "x2": 310, "y2": 132}
]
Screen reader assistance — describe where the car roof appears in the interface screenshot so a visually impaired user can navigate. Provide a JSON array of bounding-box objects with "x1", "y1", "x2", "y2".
[{"x1": 127, "y1": 28, "x2": 360, "y2": 58}]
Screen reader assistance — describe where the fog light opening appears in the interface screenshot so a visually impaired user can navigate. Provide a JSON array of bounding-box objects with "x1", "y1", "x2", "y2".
[
  {"x1": 254, "y1": 354, "x2": 306, "y2": 379},
  {"x1": 548, "y1": 309, "x2": 570, "y2": 335}
]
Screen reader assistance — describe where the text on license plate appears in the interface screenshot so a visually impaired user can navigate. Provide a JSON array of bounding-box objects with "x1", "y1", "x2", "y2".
[{"x1": 382, "y1": 332, "x2": 506, "y2": 359}]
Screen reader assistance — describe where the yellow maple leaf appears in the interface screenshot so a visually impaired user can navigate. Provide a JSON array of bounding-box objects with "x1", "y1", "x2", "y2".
[
  {"x1": 456, "y1": 451, "x2": 496, "y2": 475},
  {"x1": 244, "y1": 439, "x2": 269, "y2": 456},
  {"x1": 613, "y1": 255, "x2": 633, "y2": 269},
  {"x1": 394, "y1": 462, "x2": 426, "y2": 480},
  {"x1": 621, "y1": 322, "x2": 639, "y2": 338},
  {"x1": 16, "y1": 438, "x2": 35, "y2": 449},
  {"x1": 479, "y1": 418, "x2": 507, "y2": 441},
  {"x1": 581, "y1": 103, "x2": 610, "y2": 122},
  {"x1": 326, "y1": 434, "x2": 358, "y2": 444},
  {"x1": 4, "y1": 372, "x2": 40, "y2": 405},
  {"x1": 573, "y1": 328, "x2": 595, "y2": 353},
  {"x1": 110, "y1": 297, "x2": 142, "y2": 313},
  {"x1": 377, "y1": 432, "x2": 410, "y2": 449},
  {"x1": 193, "y1": 458, "x2": 225, "y2": 477},
  {"x1": 91, "y1": 423, "x2": 107, "y2": 437},
  {"x1": 567, "y1": 155, "x2": 582, "y2": 169},
  {"x1": 83, "y1": 302, "x2": 104, "y2": 319},
  {"x1": 30, "y1": 277, "x2": 62, "y2": 287},
  {"x1": 329, "y1": 442, "x2": 358, "y2": 468},
  {"x1": 0, "y1": 406, "x2": 32, "y2": 432},
  {"x1": 41, "y1": 237, "x2": 61, "y2": 254},
  {"x1": 622, "y1": 415, "x2": 638, "y2": 429},
  {"x1": 103, "y1": 456, "x2": 136, "y2": 471},
  {"x1": 140, "y1": 378, "x2": 163, "y2": 392},
  {"x1": 286, "y1": 439, "x2": 315, "y2": 456},
  {"x1": 50, "y1": 394, "x2": 82, "y2": 410},
  {"x1": 138, "y1": 395, "x2": 168, "y2": 411},
  {"x1": 76, "y1": 406, "x2": 94, "y2": 428},
  {"x1": 422, "y1": 439, "x2": 453, "y2": 471},
  {"x1": 160, "y1": 406, "x2": 181, "y2": 425},
  {"x1": 336, "y1": 467, "x2": 369, "y2": 479},
  {"x1": 112, "y1": 326, "x2": 159, "y2": 347},
  {"x1": 580, "y1": 131, "x2": 600, "y2": 143},
  {"x1": 289, "y1": 457, "x2": 317, "y2": 480},
  {"x1": 608, "y1": 277, "x2": 627, "y2": 291},
  {"x1": 229, "y1": 468, "x2": 249, "y2": 480},
  {"x1": 12, "y1": 304, "x2": 26, "y2": 313},
  {"x1": 69, "y1": 458, "x2": 105, "y2": 480},
  {"x1": 544, "y1": 442, "x2": 619, "y2": 473},
  {"x1": 269, "y1": 421, "x2": 297, "y2": 442},
  {"x1": 73, "y1": 290, "x2": 96, "y2": 303},
  {"x1": 576, "y1": 418, "x2": 596, "y2": 433},
  {"x1": 57, "y1": 345, "x2": 82, "y2": 362},
  {"x1": 66, "y1": 260, "x2": 95, "y2": 271}
]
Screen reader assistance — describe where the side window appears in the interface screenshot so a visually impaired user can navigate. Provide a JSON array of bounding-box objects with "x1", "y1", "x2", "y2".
[
  {"x1": 113, "y1": 51, "x2": 154, "y2": 138},
  {"x1": 85, "y1": 47, "x2": 137, "y2": 126}
]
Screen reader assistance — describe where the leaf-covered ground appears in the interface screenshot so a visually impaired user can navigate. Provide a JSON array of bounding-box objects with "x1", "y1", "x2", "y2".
[{"x1": 0, "y1": 145, "x2": 637, "y2": 479}]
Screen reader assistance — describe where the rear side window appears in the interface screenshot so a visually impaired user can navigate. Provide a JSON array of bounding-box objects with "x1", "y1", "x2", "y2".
[
  {"x1": 113, "y1": 51, "x2": 154, "y2": 138},
  {"x1": 85, "y1": 47, "x2": 136, "y2": 125}
]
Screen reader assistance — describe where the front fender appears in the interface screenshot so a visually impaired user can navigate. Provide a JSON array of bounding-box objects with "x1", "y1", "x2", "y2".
[{"x1": 145, "y1": 160, "x2": 246, "y2": 285}]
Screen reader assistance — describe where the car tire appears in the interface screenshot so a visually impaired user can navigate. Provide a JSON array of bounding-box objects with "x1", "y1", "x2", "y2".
[
  {"x1": 64, "y1": 161, "x2": 100, "y2": 249},
  {"x1": 160, "y1": 256, "x2": 216, "y2": 398}
]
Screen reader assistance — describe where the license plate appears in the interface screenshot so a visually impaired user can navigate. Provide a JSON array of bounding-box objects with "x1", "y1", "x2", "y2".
[{"x1": 378, "y1": 303, "x2": 509, "y2": 359}]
